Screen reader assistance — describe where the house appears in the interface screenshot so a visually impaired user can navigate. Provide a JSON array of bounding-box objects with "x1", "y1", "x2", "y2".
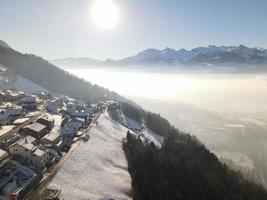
[
  {"x1": 0, "y1": 149, "x2": 8, "y2": 164},
  {"x1": 2, "y1": 90, "x2": 22, "y2": 101},
  {"x1": 40, "y1": 129, "x2": 61, "y2": 147},
  {"x1": 0, "y1": 107, "x2": 23, "y2": 125},
  {"x1": 60, "y1": 126, "x2": 78, "y2": 138},
  {"x1": 0, "y1": 132, "x2": 19, "y2": 149},
  {"x1": 22, "y1": 122, "x2": 48, "y2": 139},
  {"x1": 36, "y1": 113, "x2": 55, "y2": 130},
  {"x1": 0, "y1": 125, "x2": 15, "y2": 141},
  {"x1": 0, "y1": 160, "x2": 41, "y2": 199},
  {"x1": 20, "y1": 96, "x2": 37, "y2": 110},
  {"x1": 9, "y1": 136, "x2": 50, "y2": 170},
  {"x1": 0, "y1": 110, "x2": 10, "y2": 125},
  {"x1": 66, "y1": 103, "x2": 91, "y2": 118},
  {"x1": 66, "y1": 117, "x2": 85, "y2": 130},
  {"x1": 47, "y1": 99, "x2": 62, "y2": 114}
]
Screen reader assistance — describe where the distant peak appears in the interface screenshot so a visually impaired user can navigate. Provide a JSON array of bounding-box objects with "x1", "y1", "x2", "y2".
[
  {"x1": 0, "y1": 40, "x2": 11, "y2": 49},
  {"x1": 238, "y1": 44, "x2": 247, "y2": 48},
  {"x1": 163, "y1": 47, "x2": 173, "y2": 51}
]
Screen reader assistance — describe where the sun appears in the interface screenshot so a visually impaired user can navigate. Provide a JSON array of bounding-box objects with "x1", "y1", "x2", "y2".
[{"x1": 91, "y1": 0, "x2": 120, "y2": 30}]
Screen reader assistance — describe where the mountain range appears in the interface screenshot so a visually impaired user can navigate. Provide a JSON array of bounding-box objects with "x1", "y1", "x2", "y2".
[{"x1": 50, "y1": 45, "x2": 267, "y2": 71}]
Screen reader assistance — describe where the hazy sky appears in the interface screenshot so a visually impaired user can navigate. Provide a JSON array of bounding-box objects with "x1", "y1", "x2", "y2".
[{"x1": 1, "y1": 0, "x2": 267, "y2": 60}]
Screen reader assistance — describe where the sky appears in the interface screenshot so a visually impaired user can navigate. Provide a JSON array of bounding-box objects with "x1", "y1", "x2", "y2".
[{"x1": 0, "y1": 0, "x2": 267, "y2": 60}]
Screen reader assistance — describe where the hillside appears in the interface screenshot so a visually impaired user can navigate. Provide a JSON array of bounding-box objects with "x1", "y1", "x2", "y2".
[
  {"x1": 0, "y1": 65, "x2": 48, "y2": 93},
  {"x1": 50, "y1": 57, "x2": 102, "y2": 68},
  {"x1": 0, "y1": 41, "x2": 125, "y2": 102},
  {"x1": 124, "y1": 127, "x2": 267, "y2": 200},
  {"x1": 50, "y1": 113, "x2": 132, "y2": 200}
]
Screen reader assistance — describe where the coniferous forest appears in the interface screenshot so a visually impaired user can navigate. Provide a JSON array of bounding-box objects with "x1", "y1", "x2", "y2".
[{"x1": 123, "y1": 130, "x2": 267, "y2": 200}]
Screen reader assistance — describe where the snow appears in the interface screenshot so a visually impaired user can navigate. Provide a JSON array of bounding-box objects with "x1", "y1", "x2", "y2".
[
  {"x1": 0, "y1": 125, "x2": 15, "y2": 137},
  {"x1": 140, "y1": 128, "x2": 163, "y2": 147},
  {"x1": 125, "y1": 117, "x2": 163, "y2": 147},
  {"x1": 0, "y1": 65, "x2": 48, "y2": 93},
  {"x1": 15, "y1": 76, "x2": 48, "y2": 93},
  {"x1": 13, "y1": 117, "x2": 29, "y2": 125},
  {"x1": 0, "y1": 40, "x2": 11, "y2": 49},
  {"x1": 50, "y1": 113, "x2": 132, "y2": 200},
  {"x1": 125, "y1": 117, "x2": 143, "y2": 130}
]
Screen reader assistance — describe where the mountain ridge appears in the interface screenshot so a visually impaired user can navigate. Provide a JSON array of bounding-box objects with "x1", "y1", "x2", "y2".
[
  {"x1": 49, "y1": 45, "x2": 267, "y2": 70},
  {"x1": 0, "y1": 40, "x2": 132, "y2": 104}
]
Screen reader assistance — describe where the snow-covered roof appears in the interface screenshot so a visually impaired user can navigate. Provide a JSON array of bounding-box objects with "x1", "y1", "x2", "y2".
[
  {"x1": 13, "y1": 117, "x2": 29, "y2": 124},
  {"x1": 33, "y1": 148, "x2": 46, "y2": 157},
  {"x1": 41, "y1": 131, "x2": 60, "y2": 142},
  {"x1": 0, "y1": 149, "x2": 7, "y2": 160},
  {"x1": 37, "y1": 113, "x2": 54, "y2": 123},
  {"x1": 25, "y1": 122, "x2": 46, "y2": 133},
  {"x1": 17, "y1": 135, "x2": 36, "y2": 151},
  {"x1": 0, "y1": 125, "x2": 15, "y2": 137}
]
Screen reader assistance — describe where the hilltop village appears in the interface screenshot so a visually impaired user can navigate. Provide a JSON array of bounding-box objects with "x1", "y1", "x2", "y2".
[{"x1": 0, "y1": 89, "x2": 107, "y2": 200}]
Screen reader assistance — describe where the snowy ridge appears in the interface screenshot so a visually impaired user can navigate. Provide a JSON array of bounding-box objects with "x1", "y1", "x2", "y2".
[
  {"x1": 110, "y1": 45, "x2": 267, "y2": 66},
  {"x1": 0, "y1": 40, "x2": 11, "y2": 49},
  {"x1": 51, "y1": 113, "x2": 132, "y2": 200}
]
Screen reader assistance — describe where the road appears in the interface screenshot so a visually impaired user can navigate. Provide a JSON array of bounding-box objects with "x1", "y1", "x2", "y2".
[{"x1": 26, "y1": 112, "x2": 101, "y2": 200}]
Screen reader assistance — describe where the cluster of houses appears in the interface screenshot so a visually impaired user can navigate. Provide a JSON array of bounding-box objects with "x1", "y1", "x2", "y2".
[{"x1": 0, "y1": 90, "x2": 97, "y2": 200}]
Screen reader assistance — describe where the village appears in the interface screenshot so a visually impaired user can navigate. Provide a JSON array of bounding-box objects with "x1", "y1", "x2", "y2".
[{"x1": 0, "y1": 89, "x2": 108, "y2": 200}]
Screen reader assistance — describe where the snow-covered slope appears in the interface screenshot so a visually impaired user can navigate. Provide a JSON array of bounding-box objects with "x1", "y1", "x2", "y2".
[
  {"x1": 51, "y1": 113, "x2": 132, "y2": 200},
  {"x1": 0, "y1": 65, "x2": 48, "y2": 93},
  {"x1": 125, "y1": 117, "x2": 163, "y2": 147}
]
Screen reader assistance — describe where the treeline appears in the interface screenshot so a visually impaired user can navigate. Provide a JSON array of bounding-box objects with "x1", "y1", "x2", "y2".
[
  {"x1": 123, "y1": 130, "x2": 267, "y2": 200},
  {"x1": 121, "y1": 102, "x2": 172, "y2": 136},
  {"x1": 0, "y1": 46, "x2": 126, "y2": 103}
]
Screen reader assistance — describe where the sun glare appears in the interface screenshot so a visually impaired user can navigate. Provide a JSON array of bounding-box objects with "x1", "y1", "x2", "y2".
[{"x1": 91, "y1": 0, "x2": 119, "y2": 30}]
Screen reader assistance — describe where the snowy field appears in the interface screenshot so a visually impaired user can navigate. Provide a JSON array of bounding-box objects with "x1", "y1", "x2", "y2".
[{"x1": 50, "y1": 113, "x2": 132, "y2": 200}]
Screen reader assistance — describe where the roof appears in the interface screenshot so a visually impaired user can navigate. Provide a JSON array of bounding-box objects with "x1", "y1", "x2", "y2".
[
  {"x1": 0, "y1": 149, "x2": 7, "y2": 160},
  {"x1": 0, "y1": 107, "x2": 22, "y2": 122},
  {"x1": 25, "y1": 122, "x2": 46, "y2": 133},
  {"x1": 20, "y1": 96, "x2": 36, "y2": 103},
  {"x1": 60, "y1": 127, "x2": 77, "y2": 135},
  {"x1": 33, "y1": 148, "x2": 46, "y2": 157},
  {"x1": 38, "y1": 113, "x2": 54, "y2": 122},
  {"x1": 41, "y1": 131, "x2": 60, "y2": 142},
  {"x1": 17, "y1": 136, "x2": 36, "y2": 151},
  {"x1": 0, "y1": 125, "x2": 15, "y2": 137},
  {"x1": 13, "y1": 117, "x2": 29, "y2": 125}
]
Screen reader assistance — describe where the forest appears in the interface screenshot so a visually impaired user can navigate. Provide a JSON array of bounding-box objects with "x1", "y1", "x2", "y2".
[{"x1": 123, "y1": 129, "x2": 267, "y2": 200}]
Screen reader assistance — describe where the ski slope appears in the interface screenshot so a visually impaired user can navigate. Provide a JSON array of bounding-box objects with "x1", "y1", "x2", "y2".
[{"x1": 50, "y1": 113, "x2": 132, "y2": 200}]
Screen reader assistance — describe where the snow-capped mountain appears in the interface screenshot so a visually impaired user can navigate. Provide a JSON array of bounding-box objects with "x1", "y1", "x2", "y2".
[
  {"x1": 52, "y1": 45, "x2": 267, "y2": 72},
  {"x1": 0, "y1": 40, "x2": 11, "y2": 49},
  {"x1": 106, "y1": 45, "x2": 267, "y2": 66}
]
